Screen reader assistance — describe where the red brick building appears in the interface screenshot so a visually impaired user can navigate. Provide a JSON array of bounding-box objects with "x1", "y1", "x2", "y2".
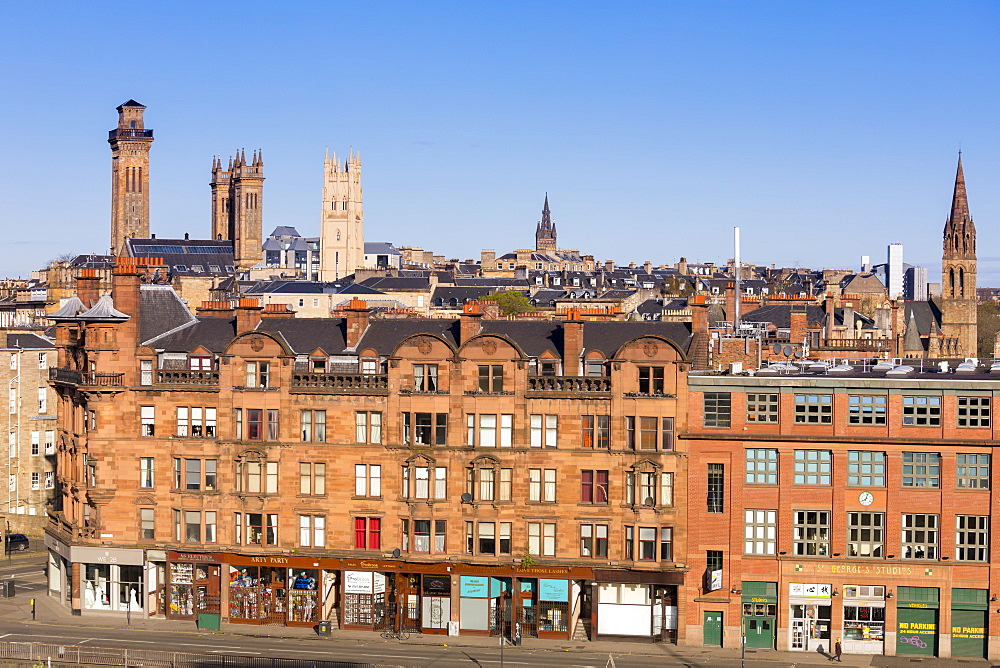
[
  {"x1": 45, "y1": 258, "x2": 691, "y2": 642},
  {"x1": 684, "y1": 367, "x2": 998, "y2": 659}
]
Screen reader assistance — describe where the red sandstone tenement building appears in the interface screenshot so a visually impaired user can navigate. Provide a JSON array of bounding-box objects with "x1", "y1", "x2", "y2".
[
  {"x1": 45, "y1": 257, "x2": 690, "y2": 642},
  {"x1": 684, "y1": 368, "x2": 999, "y2": 659}
]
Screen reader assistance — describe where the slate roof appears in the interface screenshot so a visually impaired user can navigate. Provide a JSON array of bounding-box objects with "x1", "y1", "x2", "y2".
[
  {"x1": 904, "y1": 301, "x2": 942, "y2": 337},
  {"x1": 119, "y1": 99, "x2": 145, "y2": 108},
  {"x1": 5, "y1": 332, "x2": 53, "y2": 349},
  {"x1": 269, "y1": 226, "x2": 301, "y2": 237},
  {"x1": 145, "y1": 315, "x2": 692, "y2": 359},
  {"x1": 359, "y1": 277, "x2": 430, "y2": 290},
  {"x1": 481, "y1": 321, "x2": 562, "y2": 356},
  {"x1": 138, "y1": 285, "x2": 197, "y2": 344},
  {"x1": 127, "y1": 239, "x2": 236, "y2": 277},
  {"x1": 583, "y1": 321, "x2": 692, "y2": 356},
  {"x1": 356, "y1": 320, "x2": 460, "y2": 353},
  {"x1": 364, "y1": 242, "x2": 402, "y2": 256},
  {"x1": 432, "y1": 287, "x2": 499, "y2": 303}
]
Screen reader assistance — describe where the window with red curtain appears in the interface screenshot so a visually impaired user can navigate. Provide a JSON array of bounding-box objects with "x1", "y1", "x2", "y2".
[
  {"x1": 581, "y1": 470, "x2": 594, "y2": 503},
  {"x1": 595, "y1": 470, "x2": 609, "y2": 504},
  {"x1": 368, "y1": 518, "x2": 381, "y2": 550},
  {"x1": 354, "y1": 517, "x2": 367, "y2": 549}
]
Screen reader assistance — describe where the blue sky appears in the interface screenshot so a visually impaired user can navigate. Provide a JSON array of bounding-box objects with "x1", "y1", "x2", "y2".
[{"x1": 1, "y1": 2, "x2": 998, "y2": 283}]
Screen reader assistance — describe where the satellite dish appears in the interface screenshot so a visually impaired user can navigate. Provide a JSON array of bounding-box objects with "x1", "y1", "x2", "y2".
[
  {"x1": 772, "y1": 344, "x2": 781, "y2": 354},
  {"x1": 794, "y1": 350, "x2": 804, "y2": 359},
  {"x1": 783, "y1": 345, "x2": 793, "y2": 357},
  {"x1": 391, "y1": 548, "x2": 401, "y2": 558},
  {"x1": 460, "y1": 492, "x2": 473, "y2": 503},
  {"x1": 644, "y1": 497, "x2": 656, "y2": 507}
]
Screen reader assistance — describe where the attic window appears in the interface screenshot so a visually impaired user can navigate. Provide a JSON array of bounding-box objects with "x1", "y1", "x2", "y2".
[
  {"x1": 174, "y1": 265, "x2": 188, "y2": 272},
  {"x1": 224, "y1": 266, "x2": 235, "y2": 273},
  {"x1": 191, "y1": 265, "x2": 204, "y2": 273},
  {"x1": 208, "y1": 265, "x2": 221, "y2": 272}
]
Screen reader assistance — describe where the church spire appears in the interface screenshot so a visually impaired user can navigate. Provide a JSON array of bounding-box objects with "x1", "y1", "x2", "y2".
[
  {"x1": 535, "y1": 193, "x2": 557, "y2": 251},
  {"x1": 946, "y1": 152, "x2": 974, "y2": 237}
]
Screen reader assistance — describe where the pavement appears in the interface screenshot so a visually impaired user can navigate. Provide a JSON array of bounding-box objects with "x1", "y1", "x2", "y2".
[{"x1": 0, "y1": 549, "x2": 992, "y2": 667}]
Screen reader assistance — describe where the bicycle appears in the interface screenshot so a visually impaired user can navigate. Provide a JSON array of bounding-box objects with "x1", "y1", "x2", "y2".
[{"x1": 381, "y1": 626, "x2": 410, "y2": 640}]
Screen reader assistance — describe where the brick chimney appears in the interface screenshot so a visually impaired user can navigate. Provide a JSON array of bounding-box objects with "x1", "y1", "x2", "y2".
[
  {"x1": 76, "y1": 269, "x2": 101, "y2": 308},
  {"x1": 234, "y1": 298, "x2": 263, "y2": 334},
  {"x1": 344, "y1": 298, "x2": 370, "y2": 348},
  {"x1": 262, "y1": 303, "x2": 294, "y2": 318},
  {"x1": 460, "y1": 301, "x2": 483, "y2": 345},
  {"x1": 688, "y1": 294, "x2": 710, "y2": 370},
  {"x1": 562, "y1": 310, "x2": 584, "y2": 376},
  {"x1": 111, "y1": 256, "x2": 142, "y2": 355},
  {"x1": 824, "y1": 293, "x2": 835, "y2": 340},
  {"x1": 789, "y1": 304, "x2": 808, "y2": 344},
  {"x1": 197, "y1": 300, "x2": 236, "y2": 318},
  {"x1": 724, "y1": 282, "x2": 736, "y2": 325},
  {"x1": 643, "y1": 261, "x2": 652, "y2": 274}
]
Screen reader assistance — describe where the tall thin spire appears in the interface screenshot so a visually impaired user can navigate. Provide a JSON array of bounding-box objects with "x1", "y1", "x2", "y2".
[{"x1": 947, "y1": 152, "x2": 972, "y2": 234}]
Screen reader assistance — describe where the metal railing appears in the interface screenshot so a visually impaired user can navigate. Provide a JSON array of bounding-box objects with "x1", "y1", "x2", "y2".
[
  {"x1": 49, "y1": 368, "x2": 125, "y2": 387},
  {"x1": 0, "y1": 640, "x2": 382, "y2": 668}
]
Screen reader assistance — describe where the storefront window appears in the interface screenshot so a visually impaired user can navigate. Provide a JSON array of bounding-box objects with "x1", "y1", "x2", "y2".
[
  {"x1": 84, "y1": 564, "x2": 112, "y2": 610},
  {"x1": 289, "y1": 569, "x2": 319, "y2": 623}
]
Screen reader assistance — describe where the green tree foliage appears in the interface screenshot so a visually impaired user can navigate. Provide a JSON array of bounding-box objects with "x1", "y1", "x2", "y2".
[
  {"x1": 483, "y1": 290, "x2": 535, "y2": 316},
  {"x1": 977, "y1": 302, "x2": 1000, "y2": 358}
]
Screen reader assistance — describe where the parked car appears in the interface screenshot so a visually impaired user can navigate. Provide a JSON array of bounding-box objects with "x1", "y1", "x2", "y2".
[{"x1": 4, "y1": 534, "x2": 29, "y2": 552}]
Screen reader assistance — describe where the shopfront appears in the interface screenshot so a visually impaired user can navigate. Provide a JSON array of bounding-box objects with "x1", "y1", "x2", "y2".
[
  {"x1": 226, "y1": 555, "x2": 337, "y2": 627},
  {"x1": 594, "y1": 570, "x2": 681, "y2": 643},
  {"x1": 44, "y1": 533, "x2": 71, "y2": 607},
  {"x1": 166, "y1": 551, "x2": 221, "y2": 620},
  {"x1": 787, "y1": 582, "x2": 831, "y2": 652},
  {"x1": 896, "y1": 587, "x2": 939, "y2": 657},
  {"x1": 340, "y1": 559, "x2": 451, "y2": 633},
  {"x1": 950, "y1": 588, "x2": 987, "y2": 659},
  {"x1": 842, "y1": 584, "x2": 885, "y2": 655},
  {"x1": 741, "y1": 581, "x2": 777, "y2": 649},
  {"x1": 74, "y1": 546, "x2": 146, "y2": 615}
]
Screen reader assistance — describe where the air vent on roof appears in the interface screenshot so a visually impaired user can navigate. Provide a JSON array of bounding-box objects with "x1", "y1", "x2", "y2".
[
  {"x1": 828, "y1": 364, "x2": 854, "y2": 375},
  {"x1": 885, "y1": 365, "x2": 915, "y2": 377}
]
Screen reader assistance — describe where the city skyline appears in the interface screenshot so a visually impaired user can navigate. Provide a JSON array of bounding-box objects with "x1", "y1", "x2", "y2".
[{"x1": 1, "y1": 2, "x2": 998, "y2": 282}]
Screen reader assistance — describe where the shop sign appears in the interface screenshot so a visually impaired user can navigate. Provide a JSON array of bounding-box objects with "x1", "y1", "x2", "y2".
[
  {"x1": 789, "y1": 583, "x2": 832, "y2": 597},
  {"x1": 539, "y1": 579, "x2": 568, "y2": 601},
  {"x1": 168, "y1": 551, "x2": 216, "y2": 563},
  {"x1": 344, "y1": 570, "x2": 373, "y2": 594},
  {"x1": 905, "y1": 603, "x2": 930, "y2": 608},
  {"x1": 898, "y1": 621, "x2": 935, "y2": 634},
  {"x1": 422, "y1": 575, "x2": 451, "y2": 596},
  {"x1": 708, "y1": 569, "x2": 722, "y2": 592},
  {"x1": 43, "y1": 534, "x2": 70, "y2": 560},
  {"x1": 460, "y1": 576, "x2": 489, "y2": 598},
  {"x1": 72, "y1": 546, "x2": 144, "y2": 566},
  {"x1": 373, "y1": 572, "x2": 387, "y2": 595}
]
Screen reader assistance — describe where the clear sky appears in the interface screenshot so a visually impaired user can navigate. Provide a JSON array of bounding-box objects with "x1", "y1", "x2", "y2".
[{"x1": 1, "y1": 2, "x2": 998, "y2": 283}]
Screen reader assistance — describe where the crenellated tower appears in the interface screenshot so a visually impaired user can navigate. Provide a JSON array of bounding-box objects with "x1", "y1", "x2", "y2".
[
  {"x1": 940, "y1": 153, "x2": 978, "y2": 357},
  {"x1": 535, "y1": 194, "x2": 557, "y2": 251},
  {"x1": 319, "y1": 148, "x2": 364, "y2": 280},
  {"x1": 209, "y1": 150, "x2": 264, "y2": 271},
  {"x1": 109, "y1": 100, "x2": 153, "y2": 254}
]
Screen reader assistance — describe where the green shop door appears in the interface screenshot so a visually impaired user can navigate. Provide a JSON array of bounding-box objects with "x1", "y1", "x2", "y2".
[
  {"x1": 951, "y1": 610, "x2": 986, "y2": 658},
  {"x1": 896, "y1": 608, "x2": 937, "y2": 656},
  {"x1": 745, "y1": 616, "x2": 774, "y2": 648},
  {"x1": 703, "y1": 611, "x2": 723, "y2": 646}
]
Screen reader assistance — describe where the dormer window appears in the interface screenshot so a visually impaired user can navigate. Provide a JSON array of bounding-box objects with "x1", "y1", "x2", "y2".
[
  {"x1": 188, "y1": 356, "x2": 213, "y2": 371},
  {"x1": 360, "y1": 358, "x2": 379, "y2": 375}
]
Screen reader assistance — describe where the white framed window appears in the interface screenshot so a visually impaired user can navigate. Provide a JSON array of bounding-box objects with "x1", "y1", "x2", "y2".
[
  {"x1": 744, "y1": 509, "x2": 777, "y2": 555},
  {"x1": 528, "y1": 522, "x2": 556, "y2": 557},
  {"x1": 38, "y1": 353, "x2": 47, "y2": 369},
  {"x1": 530, "y1": 414, "x2": 558, "y2": 448},
  {"x1": 355, "y1": 464, "x2": 381, "y2": 497},
  {"x1": 30, "y1": 431, "x2": 39, "y2": 456},
  {"x1": 141, "y1": 406, "x2": 155, "y2": 436},
  {"x1": 37, "y1": 388, "x2": 46, "y2": 414},
  {"x1": 30, "y1": 472, "x2": 39, "y2": 490},
  {"x1": 44, "y1": 471, "x2": 53, "y2": 489},
  {"x1": 44, "y1": 431, "x2": 54, "y2": 455},
  {"x1": 299, "y1": 515, "x2": 326, "y2": 547}
]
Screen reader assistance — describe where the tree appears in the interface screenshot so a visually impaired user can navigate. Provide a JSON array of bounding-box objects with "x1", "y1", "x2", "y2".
[
  {"x1": 977, "y1": 302, "x2": 1000, "y2": 358},
  {"x1": 482, "y1": 290, "x2": 535, "y2": 317}
]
